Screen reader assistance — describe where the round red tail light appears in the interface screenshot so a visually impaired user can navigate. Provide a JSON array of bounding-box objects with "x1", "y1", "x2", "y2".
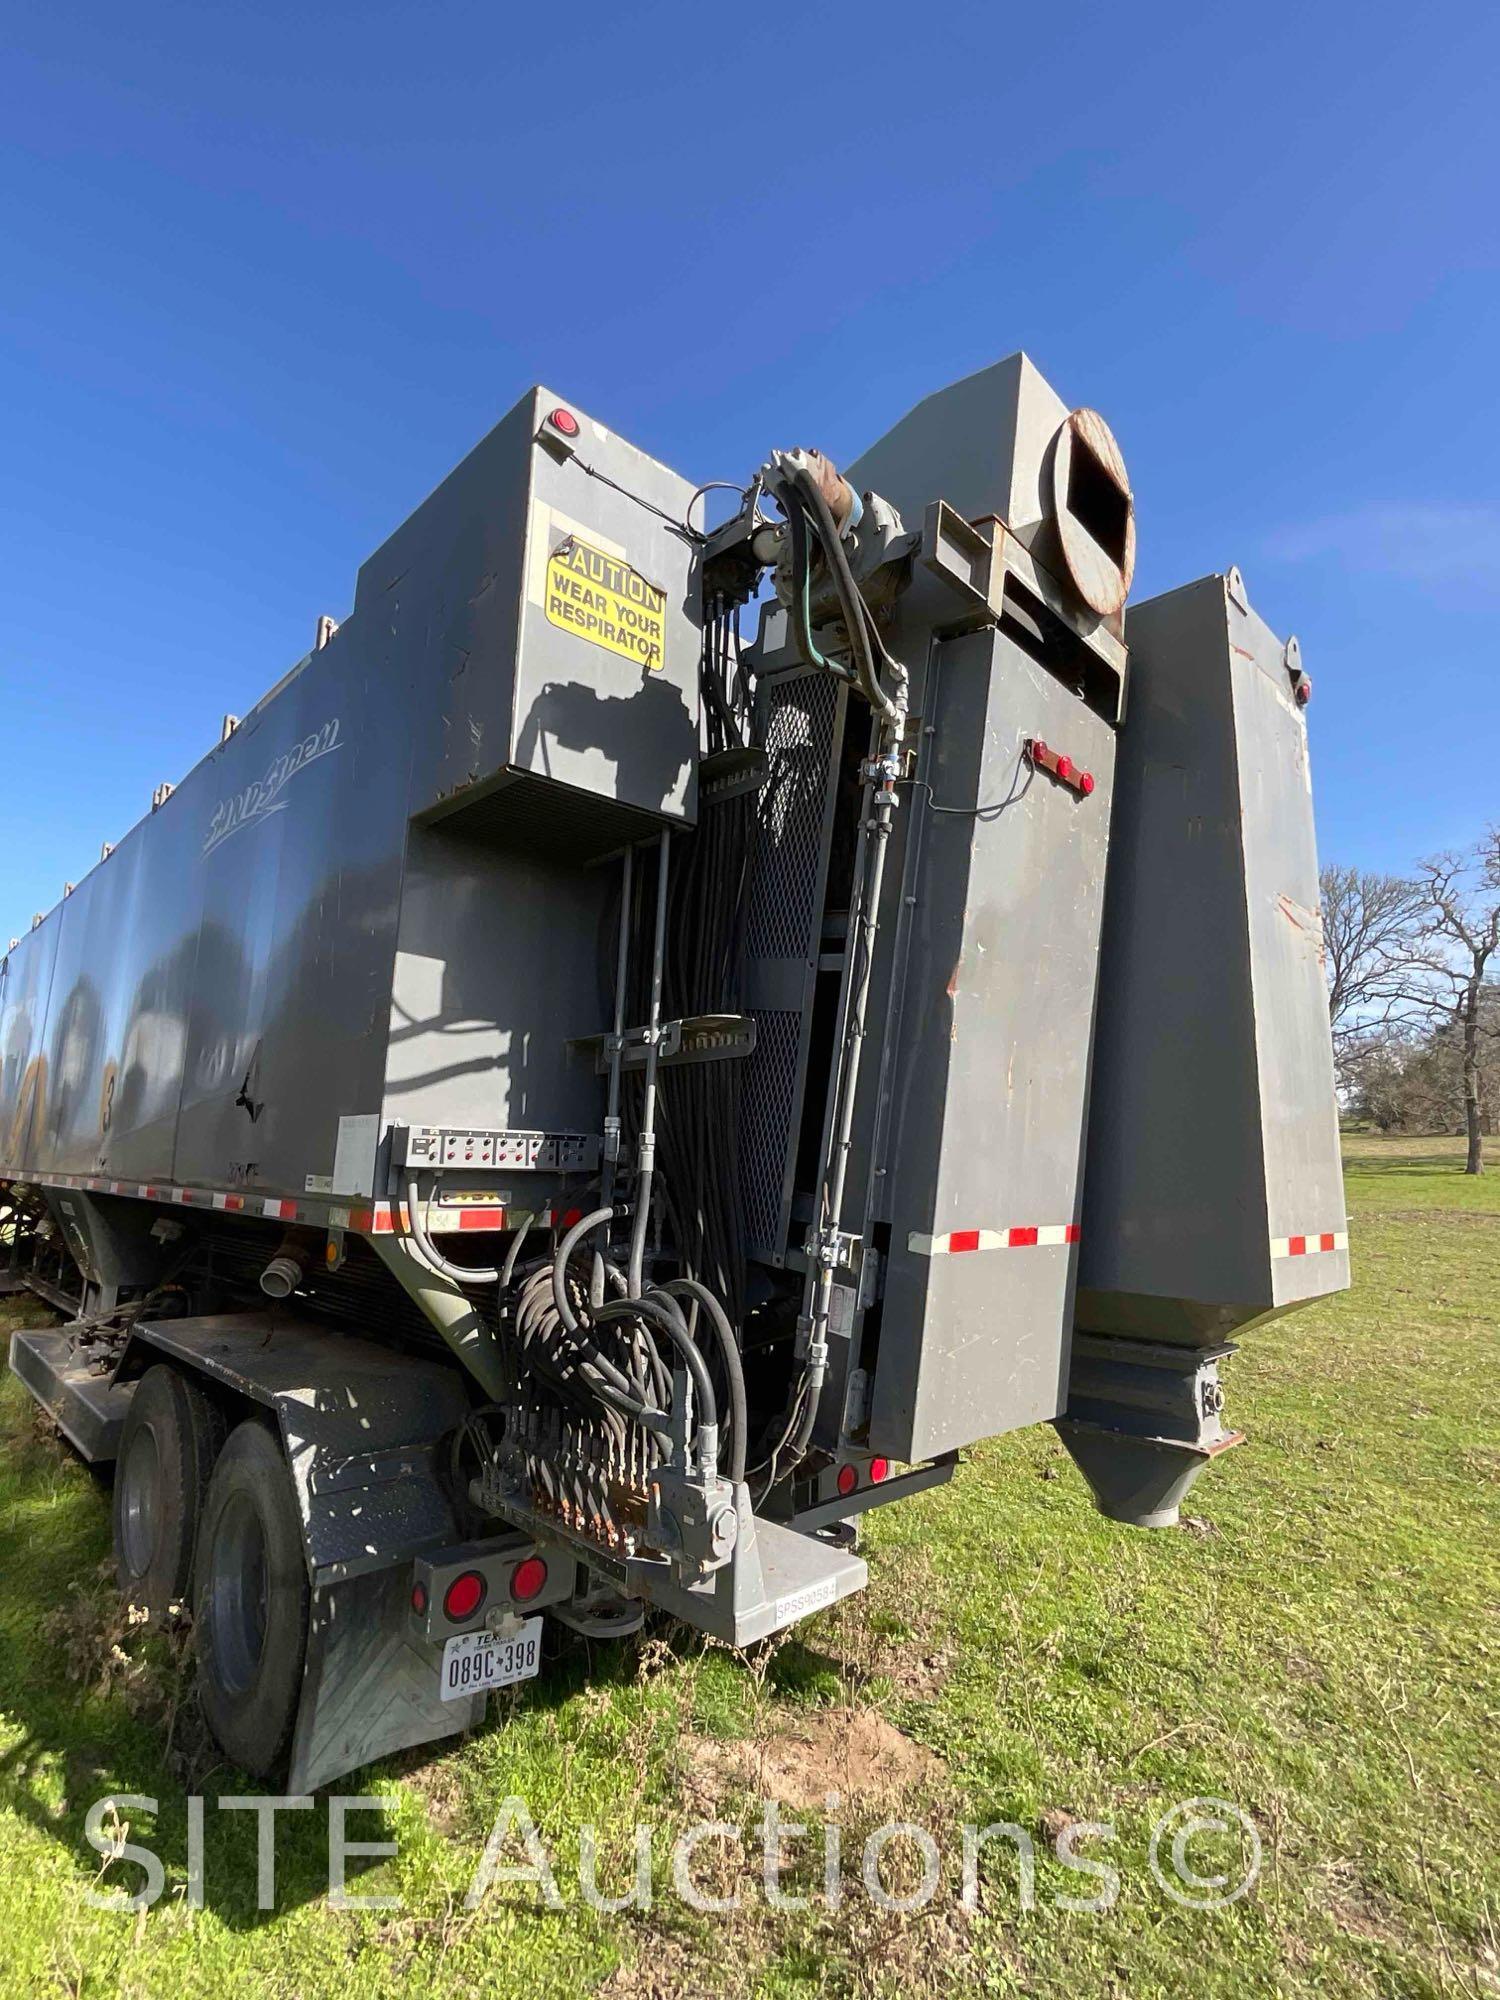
[
  {"x1": 1080, "y1": 772, "x2": 1095, "y2": 796},
  {"x1": 511, "y1": 1556, "x2": 548, "y2": 1603},
  {"x1": 869, "y1": 1457, "x2": 890, "y2": 1483},
  {"x1": 443, "y1": 1570, "x2": 486, "y2": 1621},
  {"x1": 410, "y1": 1580, "x2": 428, "y2": 1616},
  {"x1": 548, "y1": 407, "x2": 580, "y2": 437},
  {"x1": 836, "y1": 1464, "x2": 859, "y2": 1498}
]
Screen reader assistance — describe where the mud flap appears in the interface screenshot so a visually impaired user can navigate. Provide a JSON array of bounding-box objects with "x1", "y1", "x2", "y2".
[{"x1": 289, "y1": 1565, "x2": 485, "y2": 1793}]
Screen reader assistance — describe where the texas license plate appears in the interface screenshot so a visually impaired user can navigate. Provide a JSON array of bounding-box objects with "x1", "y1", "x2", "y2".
[{"x1": 439, "y1": 1619, "x2": 543, "y2": 1700}]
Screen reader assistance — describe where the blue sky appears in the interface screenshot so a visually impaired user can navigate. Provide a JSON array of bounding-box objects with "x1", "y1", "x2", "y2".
[{"x1": 2, "y1": 2, "x2": 1496, "y2": 939}]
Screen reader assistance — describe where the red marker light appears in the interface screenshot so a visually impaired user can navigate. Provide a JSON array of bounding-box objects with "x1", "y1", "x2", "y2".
[
  {"x1": 510, "y1": 1556, "x2": 548, "y2": 1603},
  {"x1": 410, "y1": 1581, "x2": 428, "y2": 1616},
  {"x1": 869, "y1": 1457, "x2": 890, "y2": 1483},
  {"x1": 1029, "y1": 736, "x2": 1094, "y2": 799},
  {"x1": 548, "y1": 407, "x2": 580, "y2": 437},
  {"x1": 443, "y1": 1570, "x2": 486, "y2": 1621},
  {"x1": 1294, "y1": 676, "x2": 1311, "y2": 707},
  {"x1": 836, "y1": 1464, "x2": 859, "y2": 1498}
]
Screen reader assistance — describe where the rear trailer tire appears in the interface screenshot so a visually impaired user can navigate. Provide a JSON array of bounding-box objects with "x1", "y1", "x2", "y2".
[
  {"x1": 194, "y1": 1420, "x2": 309, "y2": 1778},
  {"x1": 112, "y1": 1363, "x2": 227, "y2": 1622}
]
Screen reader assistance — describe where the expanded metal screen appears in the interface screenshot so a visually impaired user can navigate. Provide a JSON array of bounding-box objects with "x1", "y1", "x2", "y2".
[
  {"x1": 740, "y1": 671, "x2": 840, "y2": 1261},
  {"x1": 739, "y1": 1008, "x2": 804, "y2": 1257}
]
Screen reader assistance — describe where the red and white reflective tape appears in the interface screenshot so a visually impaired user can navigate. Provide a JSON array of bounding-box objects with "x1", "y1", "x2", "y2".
[
  {"x1": 1271, "y1": 1229, "x2": 1348, "y2": 1258},
  {"x1": 382, "y1": 1203, "x2": 587, "y2": 1238},
  {"x1": 17, "y1": 1171, "x2": 303, "y2": 1222},
  {"x1": 908, "y1": 1223, "x2": 1080, "y2": 1256},
  {"x1": 0, "y1": 1169, "x2": 580, "y2": 1238}
]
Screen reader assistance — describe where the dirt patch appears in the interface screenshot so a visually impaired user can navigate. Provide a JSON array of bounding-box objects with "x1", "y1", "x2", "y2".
[
  {"x1": 1316, "y1": 1859, "x2": 1408, "y2": 1947},
  {"x1": 1282, "y1": 1651, "x2": 1327, "y2": 1685},
  {"x1": 598, "y1": 1933, "x2": 731, "y2": 2000},
  {"x1": 820, "y1": 1545, "x2": 957, "y2": 1700},
  {"x1": 683, "y1": 1705, "x2": 945, "y2": 1814}
]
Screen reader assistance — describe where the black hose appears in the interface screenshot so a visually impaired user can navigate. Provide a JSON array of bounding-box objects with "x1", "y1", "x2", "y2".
[
  {"x1": 551, "y1": 1206, "x2": 622, "y2": 1336},
  {"x1": 591, "y1": 1293, "x2": 718, "y2": 1442},
  {"x1": 782, "y1": 459, "x2": 902, "y2": 722},
  {"x1": 499, "y1": 1211, "x2": 534, "y2": 1290},
  {"x1": 539, "y1": 1204, "x2": 724, "y2": 1467},
  {"x1": 402, "y1": 1174, "x2": 501, "y2": 1287},
  {"x1": 651, "y1": 1278, "x2": 746, "y2": 1483}
]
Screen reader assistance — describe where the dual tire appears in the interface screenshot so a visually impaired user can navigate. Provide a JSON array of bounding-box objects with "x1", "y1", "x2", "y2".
[
  {"x1": 113, "y1": 1364, "x2": 225, "y2": 1622},
  {"x1": 112, "y1": 1368, "x2": 307, "y2": 1775}
]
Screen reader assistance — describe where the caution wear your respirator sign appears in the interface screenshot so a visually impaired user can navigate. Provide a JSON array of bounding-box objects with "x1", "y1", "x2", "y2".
[{"x1": 545, "y1": 536, "x2": 666, "y2": 670}]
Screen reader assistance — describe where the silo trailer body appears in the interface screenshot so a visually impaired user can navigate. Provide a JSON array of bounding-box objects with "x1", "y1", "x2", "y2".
[{"x1": 0, "y1": 355, "x2": 1346, "y2": 1787}]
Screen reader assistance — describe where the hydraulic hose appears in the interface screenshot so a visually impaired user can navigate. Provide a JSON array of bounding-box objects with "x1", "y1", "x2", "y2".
[
  {"x1": 782, "y1": 489, "x2": 848, "y2": 685},
  {"x1": 597, "y1": 843, "x2": 634, "y2": 1306},
  {"x1": 591, "y1": 1293, "x2": 718, "y2": 1443},
  {"x1": 499, "y1": 1210, "x2": 534, "y2": 1291},
  {"x1": 629, "y1": 830, "x2": 671, "y2": 1296},
  {"x1": 774, "y1": 710, "x2": 903, "y2": 1482},
  {"x1": 402, "y1": 1174, "x2": 501, "y2": 1288},
  {"x1": 782, "y1": 459, "x2": 904, "y2": 724},
  {"x1": 551, "y1": 1206, "x2": 629, "y2": 1355},
  {"x1": 650, "y1": 1277, "x2": 746, "y2": 1483},
  {"x1": 545, "y1": 1202, "x2": 724, "y2": 1473}
]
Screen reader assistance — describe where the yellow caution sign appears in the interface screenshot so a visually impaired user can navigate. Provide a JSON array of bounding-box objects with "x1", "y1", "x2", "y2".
[{"x1": 545, "y1": 536, "x2": 666, "y2": 670}]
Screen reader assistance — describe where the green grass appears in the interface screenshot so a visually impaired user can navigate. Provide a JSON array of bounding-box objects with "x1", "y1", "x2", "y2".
[{"x1": 0, "y1": 1139, "x2": 1496, "y2": 1997}]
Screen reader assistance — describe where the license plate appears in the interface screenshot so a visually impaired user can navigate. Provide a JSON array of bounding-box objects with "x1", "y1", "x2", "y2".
[{"x1": 439, "y1": 1619, "x2": 543, "y2": 1701}]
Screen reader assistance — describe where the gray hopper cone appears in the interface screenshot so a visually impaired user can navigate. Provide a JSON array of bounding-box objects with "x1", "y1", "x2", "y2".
[{"x1": 1054, "y1": 1420, "x2": 1233, "y2": 1529}]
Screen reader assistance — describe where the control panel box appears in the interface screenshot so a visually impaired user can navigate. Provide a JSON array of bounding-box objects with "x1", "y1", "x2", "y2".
[{"x1": 391, "y1": 1125, "x2": 602, "y2": 1174}]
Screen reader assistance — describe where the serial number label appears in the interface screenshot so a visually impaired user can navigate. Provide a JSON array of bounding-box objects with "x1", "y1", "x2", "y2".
[
  {"x1": 440, "y1": 1618, "x2": 543, "y2": 1700},
  {"x1": 545, "y1": 536, "x2": 666, "y2": 670},
  {"x1": 774, "y1": 1577, "x2": 839, "y2": 1626}
]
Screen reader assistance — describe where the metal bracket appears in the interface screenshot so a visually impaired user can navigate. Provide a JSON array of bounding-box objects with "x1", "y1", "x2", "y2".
[
  {"x1": 699, "y1": 745, "x2": 769, "y2": 804},
  {"x1": 576, "y1": 1014, "x2": 757, "y2": 1074}
]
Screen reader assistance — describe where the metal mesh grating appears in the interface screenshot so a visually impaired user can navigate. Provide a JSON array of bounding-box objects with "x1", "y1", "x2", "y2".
[
  {"x1": 739, "y1": 1009, "x2": 803, "y2": 1256},
  {"x1": 738, "y1": 672, "x2": 841, "y2": 1260},
  {"x1": 746, "y1": 674, "x2": 838, "y2": 963}
]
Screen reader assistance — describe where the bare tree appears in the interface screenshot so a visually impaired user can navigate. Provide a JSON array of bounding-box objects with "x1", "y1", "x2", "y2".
[
  {"x1": 1341, "y1": 1006, "x2": 1500, "y2": 1137},
  {"x1": 1319, "y1": 864, "x2": 1427, "y2": 1064},
  {"x1": 1409, "y1": 830, "x2": 1500, "y2": 1174}
]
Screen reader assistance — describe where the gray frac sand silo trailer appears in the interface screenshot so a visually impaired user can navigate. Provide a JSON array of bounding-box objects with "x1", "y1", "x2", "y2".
[{"x1": 0, "y1": 355, "x2": 1347, "y2": 1787}]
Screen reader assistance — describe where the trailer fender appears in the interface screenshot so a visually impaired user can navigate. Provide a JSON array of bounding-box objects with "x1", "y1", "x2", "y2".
[
  {"x1": 120, "y1": 1309, "x2": 497, "y2": 1788},
  {"x1": 119, "y1": 1309, "x2": 474, "y2": 1583}
]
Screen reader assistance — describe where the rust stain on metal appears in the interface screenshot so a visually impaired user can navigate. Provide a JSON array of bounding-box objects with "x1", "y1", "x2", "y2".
[
  {"x1": 1277, "y1": 891, "x2": 1320, "y2": 940},
  {"x1": 1070, "y1": 406, "x2": 1130, "y2": 493},
  {"x1": 800, "y1": 448, "x2": 858, "y2": 532},
  {"x1": 1053, "y1": 407, "x2": 1136, "y2": 617}
]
